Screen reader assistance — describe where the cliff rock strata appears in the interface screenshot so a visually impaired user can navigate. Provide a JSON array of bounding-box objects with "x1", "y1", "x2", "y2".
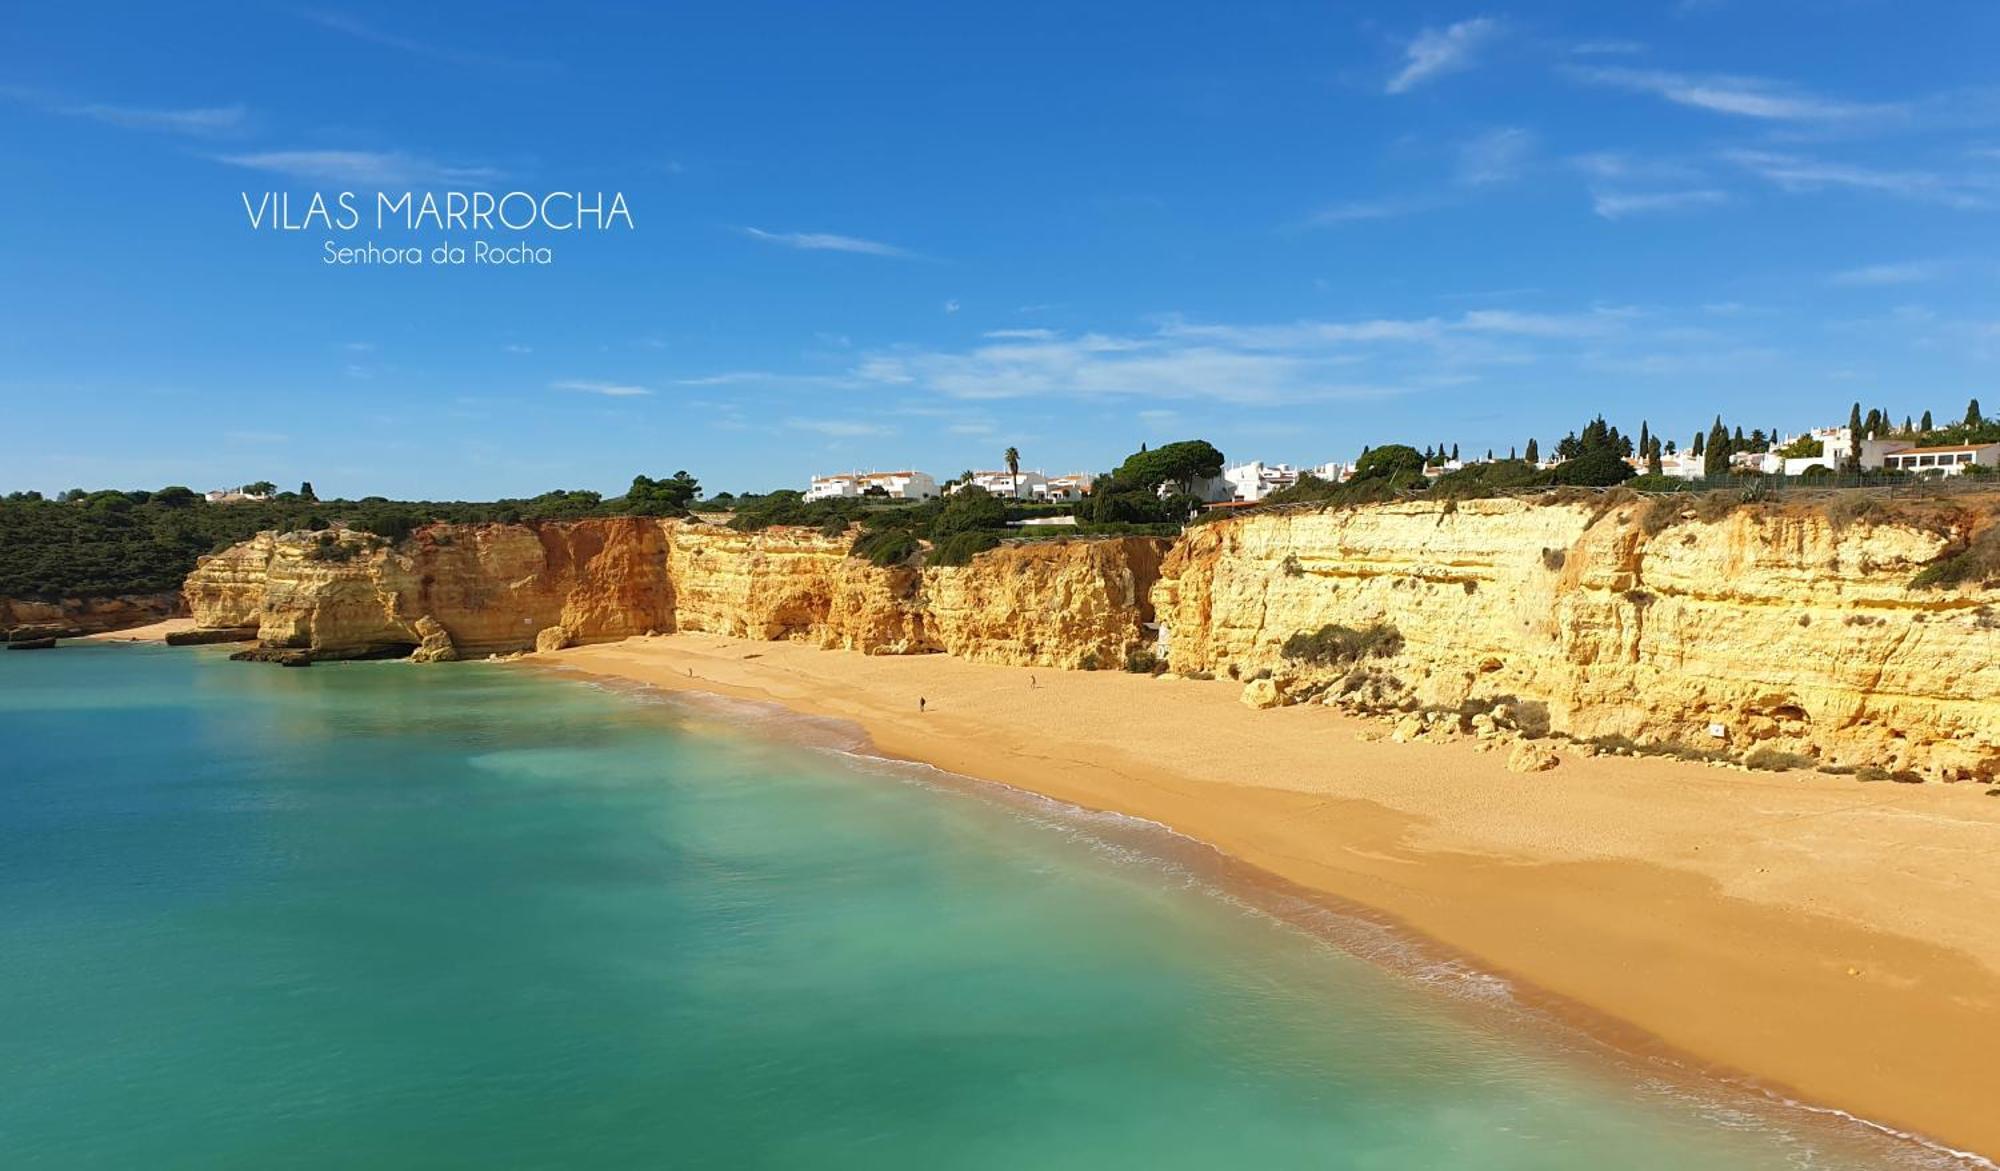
[
  {"x1": 184, "y1": 520, "x2": 1164, "y2": 669},
  {"x1": 1154, "y1": 497, "x2": 1999, "y2": 779}
]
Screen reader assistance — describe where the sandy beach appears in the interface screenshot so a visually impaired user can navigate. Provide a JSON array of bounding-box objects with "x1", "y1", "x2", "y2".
[
  {"x1": 539, "y1": 632, "x2": 2000, "y2": 1161},
  {"x1": 79, "y1": 618, "x2": 196, "y2": 642}
]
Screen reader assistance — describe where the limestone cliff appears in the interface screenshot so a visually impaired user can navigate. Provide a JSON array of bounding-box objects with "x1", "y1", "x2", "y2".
[
  {"x1": 1154, "y1": 496, "x2": 2000, "y2": 779},
  {"x1": 1, "y1": 591, "x2": 183, "y2": 636},
  {"x1": 184, "y1": 520, "x2": 1164, "y2": 668},
  {"x1": 182, "y1": 496, "x2": 2000, "y2": 777}
]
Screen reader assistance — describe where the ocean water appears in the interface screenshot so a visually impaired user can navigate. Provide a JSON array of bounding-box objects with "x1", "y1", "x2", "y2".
[{"x1": 0, "y1": 644, "x2": 1964, "y2": 1169}]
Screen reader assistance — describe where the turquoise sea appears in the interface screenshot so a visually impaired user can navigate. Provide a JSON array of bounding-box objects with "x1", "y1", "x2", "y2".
[{"x1": 0, "y1": 644, "x2": 1969, "y2": 1169}]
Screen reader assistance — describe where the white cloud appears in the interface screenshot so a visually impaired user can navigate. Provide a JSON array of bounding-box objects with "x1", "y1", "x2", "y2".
[
  {"x1": 1568, "y1": 66, "x2": 1901, "y2": 122},
  {"x1": 1829, "y1": 260, "x2": 1947, "y2": 287},
  {"x1": 298, "y1": 9, "x2": 554, "y2": 70},
  {"x1": 1590, "y1": 188, "x2": 1728, "y2": 218},
  {"x1": 1386, "y1": 18, "x2": 1501, "y2": 95},
  {"x1": 943, "y1": 299, "x2": 960, "y2": 314},
  {"x1": 551, "y1": 379, "x2": 652, "y2": 397},
  {"x1": 741, "y1": 227, "x2": 914, "y2": 257},
  {"x1": 213, "y1": 149, "x2": 500, "y2": 185},
  {"x1": 1303, "y1": 197, "x2": 1434, "y2": 227},
  {"x1": 0, "y1": 86, "x2": 248, "y2": 136},
  {"x1": 502, "y1": 343, "x2": 533, "y2": 354},
  {"x1": 982, "y1": 328, "x2": 1057, "y2": 340},
  {"x1": 1457, "y1": 127, "x2": 1534, "y2": 185},
  {"x1": 1724, "y1": 150, "x2": 1990, "y2": 208},
  {"x1": 785, "y1": 417, "x2": 893, "y2": 437}
]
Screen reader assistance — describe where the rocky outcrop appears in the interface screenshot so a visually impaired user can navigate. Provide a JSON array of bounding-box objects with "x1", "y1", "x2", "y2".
[
  {"x1": 1155, "y1": 496, "x2": 2000, "y2": 779},
  {"x1": 409, "y1": 616, "x2": 457, "y2": 663},
  {"x1": 184, "y1": 520, "x2": 1166, "y2": 669},
  {"x1": 0, "y1": 591, "x2": 182, "y2": 637}
]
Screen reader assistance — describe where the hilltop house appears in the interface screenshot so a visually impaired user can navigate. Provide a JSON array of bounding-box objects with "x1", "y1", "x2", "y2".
[
  {"x1": 1880, "y1": 442, "x2": 2000, "y2": 475},
  {"x1": 1043, "y1": 473, "x2": 1096, "y2": 502},
  {"x1": 804, "y1": 470, "x2": 939, "y2": 501},
  {"x1": 954, "y1": 469, "x2": 1050, "y2": 498}
]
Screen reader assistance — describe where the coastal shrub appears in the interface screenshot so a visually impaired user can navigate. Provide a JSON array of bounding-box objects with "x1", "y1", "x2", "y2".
[
  {"x1": 1078, "y1": 651, "x2": 1100, "y2": 671},
  {"x1": 1540, "y1": 547, "x2": 1567, "y2": 571},
  {"x1": 1743, "y1": 746, "x2": 1814, "y2": 772},
  {"x1": 1280, "y1": 622, "x2": 1402, "y2": 668},
  {"x1": 303, "y1": 535, "x2": 360, "y2": 563},
  {"x1": 850, "y1": 528, "x2": 920, "y2": 567},
  {"x1": 1281, "y1": 554, "x2": 1303, "y2": 577},
  {"x1": 927, "y1": 530, "x2": 1002, "y2": 567},
  {"x1": 1909, "y1": 526, "x2": 2000, "y2": 590},
  {"x1": 1123, "y1": 648, "x2": 1161, "y2": 674}
]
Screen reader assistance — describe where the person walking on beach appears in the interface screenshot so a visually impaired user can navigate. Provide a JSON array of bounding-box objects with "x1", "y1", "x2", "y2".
[
  {"x1": 919, "y1": 697, "x2": 927, "y2": 713},
  {"x1": 1030, "y1": 674, "x2": 1038, "y2": 689}
]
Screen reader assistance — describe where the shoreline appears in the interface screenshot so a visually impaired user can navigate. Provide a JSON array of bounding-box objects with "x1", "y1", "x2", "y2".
[{"x1": 535, "y1": 632, "x2": 2000, "y2": 1163}]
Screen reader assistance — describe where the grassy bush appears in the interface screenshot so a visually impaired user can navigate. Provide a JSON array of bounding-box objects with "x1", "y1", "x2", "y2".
[
  {"x1": 1280, "y1": 622, "x2": 1402, "y2": 668},
  {"x1": 1909, "y1": 525, "x2": 2000, "y2": 589},
  {"x1": 850, "y1": 528, "x2": 920, "y2": 567},
  {"x1": 1124, "y1": 648, "x2": 1161, "y2": 673},
  {"x1": 927, "y1": 531, "x2": 1002, "y2": 567},
  {"x1": 1743, "y1": 746, "x2": 1814, "y2": 772}
]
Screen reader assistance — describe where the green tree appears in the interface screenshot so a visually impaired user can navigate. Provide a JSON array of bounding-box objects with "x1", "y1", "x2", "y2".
[
  {"x1": 933, "y1": 485, "x2": 1007, "y2": 536},
  {"x1": 243, "y1": 481, "x2": 277, "y2": 496},
  {"x1": 1112, "y1": 439, "x2": 1224, "y2": 495},
  {"x1": 1969, "y1": 398, "x2": 1985, "y2": 427},
  {"x1": 1003, "y1": 446, "x2": 1021, "y2": 498},
  {"x1": 1704, "y1": 416, "x2": 1730, "y2": 478},
  {"x1": 1351, "y1": 444, "x2": 1426, "y2": 482},
  {"x1": 1848, "y1": 402, "x2": 1864, "y2": 439},
  {"x1": 1524, "y1": 438, "x2": 1539, "y2": 464},
  {"x1": 625, "y1": 471, "x2": 701, "y2": 516},
  {"x1": 299, "y1": 481, "x2": 317, "y2": 501},
  {"x1": 1921, "y1": 410, "x2": 1934, "y2": 432}
]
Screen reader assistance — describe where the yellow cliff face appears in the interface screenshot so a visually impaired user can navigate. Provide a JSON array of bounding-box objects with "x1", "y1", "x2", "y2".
[
  {"x1": 184, "y1": 520, "x2": 1167, "y2": 668},
  {"x1": 1155, "y1": 496, "x2": 1999, "y2": 778}
]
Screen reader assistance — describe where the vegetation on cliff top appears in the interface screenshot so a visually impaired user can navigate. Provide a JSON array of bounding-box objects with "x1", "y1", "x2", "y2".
[{"x1": 0, "y1": 473, "x2": 701, "y2": 601}]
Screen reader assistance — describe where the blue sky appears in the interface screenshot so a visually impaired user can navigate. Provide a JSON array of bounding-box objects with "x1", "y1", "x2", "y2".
[{"x1": 2, "y1": 1, "x2": 1996, "y2": 498}]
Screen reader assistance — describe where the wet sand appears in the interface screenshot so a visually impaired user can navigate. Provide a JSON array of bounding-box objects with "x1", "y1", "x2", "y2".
[{"x1": 539, "y1": 631, "x2": 2000, "y2": 1162}]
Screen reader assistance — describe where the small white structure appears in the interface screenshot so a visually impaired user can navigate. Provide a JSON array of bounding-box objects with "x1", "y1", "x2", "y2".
[
  {"x1": 1306, "y1": 461, "x2": 1353, "y2": 483},
  {"x1": 1222, "y1": 461, "x2": 1302, "y2": 502},
  {"x1": 204, "y1": 488, "x2": 271, "y2": 503},
  {"x1": 1043, "y1": 473, "x2": 1096, "y2": 502},
  {"x1": 805, "y1": 470, "x2": 939, "y2": 501},
  {"x1": 1880, "y1": 442, "x2": 2000, "y2": 475},
  {"x1": 955, "y1": 469, "x2": 1049, "y2": 499}
]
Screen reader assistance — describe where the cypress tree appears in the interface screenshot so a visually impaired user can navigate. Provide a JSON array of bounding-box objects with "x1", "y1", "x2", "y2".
[
  {"x1": 1848, "y1": 402, "x2": 1863, "y2": 438},
  {"x1": 1969, "y1": 398, "x2": 1985, "y2": 427},
  {"x1": 1704, "y1": 416, "x2": 1730, "y2": 478},
  {"x1": 1921, "y1": 409, "x2": 1934, "y2": 432},
  {"x1": 1525, "y1": 438, "x2": 1539, "y2": 463}
]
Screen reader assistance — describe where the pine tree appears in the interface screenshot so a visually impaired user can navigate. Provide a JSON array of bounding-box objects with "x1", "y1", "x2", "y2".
[{"x1": 299, "y1": 481, "x2": 316, "y2": 502}]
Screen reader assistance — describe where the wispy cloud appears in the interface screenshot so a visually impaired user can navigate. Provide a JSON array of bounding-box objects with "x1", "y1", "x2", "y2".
[
  {"x1": 1, "y1": 86, "x2": 248, "y2": 136},
  {"x1": 1567, "y1": 66, "x2": 1901, "y2": 123},
  {"x1": 551, "y1": 379, "x2": 652, "y2": 397},
  {"x1": 1570, "y1": 40, "x2": 1644, "y2": 56},
  {"x1": 502, "y1": 343, "x2": 533, "y2": 354},
  {"x1": 1386, "y1": 18, "x2": 1501, "y2": 95},
  {"x1": 1456, "y1": 127, "x2": 1535, "y2": 185},
  {"x1": 1590, "y1": 188, "x2": 1728, "y2": 218},
  {"x1": 741, "y1": 227, "x2": 915, "y2": 257},
  {"x1": 1829, "y1": 260, "x2": 1947, "y2": 287},
  {"x1": 982, "y1": 328, "x2": 1057, "y2": 340},
  {"x1": 298, "y1": 9, "x2": 556, "y2": 70},
  {"x1": 785, "y1": 417, "x2": 893, "y2": 437},
  {"x1": 212, "y1": 149, "x2": 500, "y2": 185},
  {"x1": 1724, "y1": 150, "x2": 1991, "y2": 208},
  {"x1": 1302, "y1": 197, "x2": 1434, "y2": 227}
]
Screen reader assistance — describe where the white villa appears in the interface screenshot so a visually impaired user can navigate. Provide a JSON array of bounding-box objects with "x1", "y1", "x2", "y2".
[
  {"x1": 204, "y1": 488, "x2": 271, "y2": 503},
  {"x1": 1222, "y1": 461, "x2": 1300, "y2": 502},
  {"x1": 955, "y1": 469, "x2": 1050, "y2": 498},
  {"x1": 1880, "y1": 442, "x2": 2000, "y2": 475},
  {"x1": 804, "y1": 470, "x2": 940, "y2": 501},
  {"x1": 1043, "y1": 473, "x2": 1096, "y2": 501}
]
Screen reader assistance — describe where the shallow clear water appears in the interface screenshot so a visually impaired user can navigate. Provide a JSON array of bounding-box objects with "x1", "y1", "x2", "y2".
[{"x1": 0, "y1": 645, "x2": 1958, "y2": 1168}]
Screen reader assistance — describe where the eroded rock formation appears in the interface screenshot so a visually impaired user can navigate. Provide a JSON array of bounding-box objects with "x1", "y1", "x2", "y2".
[
  {"x1": 1155, "y1": 496, "x2": 2000, "y2": 779},
  {"x1": 185, "y1": 519, "x2": 1165, "y2": 669}
]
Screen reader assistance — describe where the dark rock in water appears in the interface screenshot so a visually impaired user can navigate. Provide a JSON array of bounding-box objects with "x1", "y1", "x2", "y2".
[
  {"x1": 229, "y1": 647, "x2": 313, "y2": 667},
  {"x1": 166, "y1": 627, "x2": 259, "y2": 646},
  {"x1": 5, "y1": 637, "x2": 58, "y2": 650},
  {"x1": 7, "y1": 624, "x2": 84, "y2": 642}
]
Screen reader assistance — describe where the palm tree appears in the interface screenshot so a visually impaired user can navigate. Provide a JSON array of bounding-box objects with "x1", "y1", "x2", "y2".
[{"x1": 1003, "y1": 447, "x2": 1021, "y2": 498}]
